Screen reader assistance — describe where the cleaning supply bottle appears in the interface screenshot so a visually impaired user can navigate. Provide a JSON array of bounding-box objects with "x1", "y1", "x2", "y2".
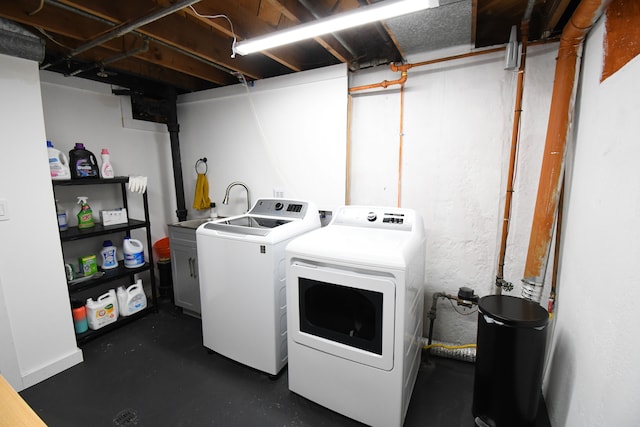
[
  {"x1": 100, "y1": 148, "x2": 115, "y2": 179},
  {"x1": 47, "y1": 141, "x2": 71, "y2": 180},
  {"x1": 76, "y1": 196, "x2": 95, "y2": 229},
  {"x1": 100, "y1": 240, "x2": 118, "y2": 270},
  {"x1": 117, "y1": 279, "x2": 147, "y2": 316},
  {"x1": 69, "y1": 143, "x2": 99, "y2": 179},
  {"x1": 123, "y1": 237, "x2": 145, "y2": 268},
  {"x1": 55, "y1": 199, "x2": 68, "y2": 231},
  {"x1": 85, "y1": 289, "x2": 119, "y2": 330}
]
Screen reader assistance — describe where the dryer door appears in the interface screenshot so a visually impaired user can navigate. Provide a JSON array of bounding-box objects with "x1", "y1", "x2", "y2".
[{"x1": 288, "y1": 262, "x2": 395, "y2": 371}]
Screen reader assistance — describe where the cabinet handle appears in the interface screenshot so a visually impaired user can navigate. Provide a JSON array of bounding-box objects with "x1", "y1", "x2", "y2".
[
  {"x1": 188, "y1": 257, "x2": 194, "y2": 277},
  {"x1": 192, "y1": 258, "x2": 197, "y2": 279}
]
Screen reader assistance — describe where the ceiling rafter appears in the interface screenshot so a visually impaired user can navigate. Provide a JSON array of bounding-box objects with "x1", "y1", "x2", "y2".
[{"x1": 0, "y1": 0, "x2": 580, "y2": 94}]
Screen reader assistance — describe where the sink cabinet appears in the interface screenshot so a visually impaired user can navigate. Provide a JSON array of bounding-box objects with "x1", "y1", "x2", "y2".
[{"x1": 168, "y1": 225, "x2": 201, "y2": 317}]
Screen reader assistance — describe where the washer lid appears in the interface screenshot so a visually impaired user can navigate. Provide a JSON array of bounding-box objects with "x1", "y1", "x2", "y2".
[
  {"x1": 479, "y1": 295, "x2": 549, "y2": 328},
  {"x1": 203, "y1": 215, "x2": 291, "y2": 236}
]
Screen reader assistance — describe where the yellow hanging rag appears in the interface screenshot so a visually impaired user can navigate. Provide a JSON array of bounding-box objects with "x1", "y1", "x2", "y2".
[{"x1": 193, "y1": 173, "x2": 211, "y2": 210}]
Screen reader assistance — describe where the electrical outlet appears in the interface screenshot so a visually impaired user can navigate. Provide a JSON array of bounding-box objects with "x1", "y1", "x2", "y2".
[{"x1": 273, "y1": 188, "x2": 285, "y2": 198}]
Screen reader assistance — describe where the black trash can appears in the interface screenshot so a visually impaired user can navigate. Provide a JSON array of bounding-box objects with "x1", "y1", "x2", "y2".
[
  {"x1": 472, "y1": 295, "x2": 549, "y2": 427},
  {"x1": 157, "y1": 259, "x2": 174, "y2": 303}
]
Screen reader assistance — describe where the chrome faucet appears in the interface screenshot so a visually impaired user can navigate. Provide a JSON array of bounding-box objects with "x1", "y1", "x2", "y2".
[{"x1": 222, "y1": 181, "x2": 251, "y2": 213}]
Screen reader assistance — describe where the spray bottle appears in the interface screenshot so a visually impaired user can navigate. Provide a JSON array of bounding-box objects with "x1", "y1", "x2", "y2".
[{"x1": 76, "y1": 196, "x2": 95, "y2": 229}]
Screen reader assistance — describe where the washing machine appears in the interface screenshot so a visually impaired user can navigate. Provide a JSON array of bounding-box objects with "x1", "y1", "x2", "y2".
[
  {"x1": 285, "y1": 205, "x2": 426, "y2": 427},
  {"x1": 196, "y1": 198, "x2": 320, "y2": 376}
]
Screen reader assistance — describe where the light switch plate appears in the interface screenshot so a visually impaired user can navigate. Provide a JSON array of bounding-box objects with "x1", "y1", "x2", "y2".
[{"x1": 0, "y1": 199, "x2": 8, "y2": 221}]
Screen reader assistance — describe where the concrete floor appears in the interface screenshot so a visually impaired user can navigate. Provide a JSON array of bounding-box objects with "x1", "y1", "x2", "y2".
[{"x1": 20, "y1": 302, "x2": 550, "y2": 426}]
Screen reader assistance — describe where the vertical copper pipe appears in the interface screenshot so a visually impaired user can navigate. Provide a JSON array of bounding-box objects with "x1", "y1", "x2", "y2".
[
  {"x1": 522, "y1": 0, "x2": 613, "y2": 301},
  {"x1": 345, "y1": 94, "x2": 353, "y2": 205},
  {"x1": 495, "y1": 21, "x2": 530, "y2": 295},
  {"x1": 397, "y1": 83, "x2": 405, "y2": 207}
]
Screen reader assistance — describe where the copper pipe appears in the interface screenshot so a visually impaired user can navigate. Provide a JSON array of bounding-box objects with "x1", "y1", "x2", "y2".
[
  {"x1": 522, "y1": 0, "x2": 613, "y2": 301},
  {"x1": 549, "y1": 177, "x2": 565, "y2": 317},
  {"x1": 397, "y1": 83, "x2": 405, "y2": 207},
  {"x1": 345, "y1": 94, "x2": 353, "y2": 205},
  {"x1": 495, "y1": 21, "x2": 530, "y2": 295},
  {"x1": 349, "y1": 69, "x2": 407, "y2": 93}
]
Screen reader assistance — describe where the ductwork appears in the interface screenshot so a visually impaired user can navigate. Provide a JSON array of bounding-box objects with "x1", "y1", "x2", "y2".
[
  {"x1": 0, "y1": 18, "x2": 45, "y2": 62},
  {"x1": 522, "y1": 0, "x2": 613, "y2": 302}
]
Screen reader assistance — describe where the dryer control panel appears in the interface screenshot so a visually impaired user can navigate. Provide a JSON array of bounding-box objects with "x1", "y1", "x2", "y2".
[{"x1": 332, "y1": 206, "x2": 415, "y2": 231}]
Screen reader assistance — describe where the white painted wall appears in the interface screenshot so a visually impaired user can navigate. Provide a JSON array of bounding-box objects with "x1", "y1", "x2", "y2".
[
  {"x1": 0, "y1": 54, "x2": 82, "y2": 391},
  {"x1": 177, "y1": 64, "x2": 348, "y2": 217},
  {"x1": 39, "y1": 72, "x2": 177, "y2": 257},
  {"x1": 543, "y1": 17, "x2": 640, "y2": 426},
  {"x1": 350, "y1": 44, "x2": 558, "y2": 344}
]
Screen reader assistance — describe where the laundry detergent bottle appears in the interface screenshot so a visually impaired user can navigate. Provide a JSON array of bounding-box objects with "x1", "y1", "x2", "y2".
[
  {"x1": 100, "y1": 148, "x2": 115, "y2": 179},
  {"x1": 47, "y1": 141, "x2": 71, "y2": 180},
  {"x1": 85, "y1": 290, "x2": 119, "y2": 330},
  {"x1": 76, "y1": 196, "x2": 95, "y2": 229},
  {"x1": 123, "y1": 237, "x2": 145, "y2": 268},
  {"x1": 100, "y1": 240, "x2": 118, "y2": 270},
  {"x1": 69, "y1": 143, "x2": 99, "y2": 179},
  {"x1": 117, "y1": 279, "x2": 147, "y2": 316}
]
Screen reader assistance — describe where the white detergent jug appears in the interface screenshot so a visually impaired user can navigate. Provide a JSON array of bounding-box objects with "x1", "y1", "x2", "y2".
[
  {"x1": 123, "y1": 237, "x2": 144, "y2": 268},
  {"x1": 86, "y1": 289, "x2": 119, "y2": 330},
  {"x1": 117, "y1": 280, "x2": 147, "y2": 316},
  {"x1": 47, "y1": 141, "x2": 71, "y2": 180}
]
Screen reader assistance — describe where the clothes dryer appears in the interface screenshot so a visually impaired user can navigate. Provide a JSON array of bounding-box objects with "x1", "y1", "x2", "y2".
[
  {"x1": 285, "y1": 205, "x2": 426, "y2": 427},
  {"x1": 197, "y1": 198, "x2": 320, "y2": 375}
]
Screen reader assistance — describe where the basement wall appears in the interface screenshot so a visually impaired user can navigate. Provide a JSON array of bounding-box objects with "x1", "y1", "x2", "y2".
[
  {"x1": 543, "y1": 16, "x2": 640, "y2": 427},
  {"x1": 176, "y1": 64, "x2": 349, "y2": 215},
  {"x1": 0, "y1": 53, "x2": 82, "y2": 391},
  {"x1": 39, "y1": 71, "x2": 176, "y2": 246},
  {"x1": 350, "y1": 44, "x2": 558, "y2": 345}
]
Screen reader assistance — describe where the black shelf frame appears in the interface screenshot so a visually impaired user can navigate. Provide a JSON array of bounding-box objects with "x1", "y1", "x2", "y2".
[{"x1": 53, "y1": 176, "x2": 158, "y2": 345}]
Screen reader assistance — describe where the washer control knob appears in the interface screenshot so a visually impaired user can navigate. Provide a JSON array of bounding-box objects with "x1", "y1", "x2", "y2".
[
  {"x1": 367, "y1": 212, "x2": 377, "y2": 222},
  {"x1": 275, "y1": 202, "x2": 284, "y2": 211}
]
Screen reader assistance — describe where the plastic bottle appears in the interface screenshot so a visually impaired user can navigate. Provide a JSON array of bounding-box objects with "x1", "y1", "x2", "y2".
[
  {"x1": 117, "y1": 279, "x2": 147, "y2": 316},
  {"x1": 100, "y1": 240, "x2": 118, "y2": 270},
  {"x1": 100, "y1": 148, "x2": 115, "y2": 179},
  {"x1": 55, "y1": 199, "x2": 68, "y2": 231},
  {"x1": 123, "y1": 237, "x2": 145, "y2": 268},
  {"x1": 76, "y1": 196, "x2": 95, "y2": 229},
  {"x1": 47, "y1": 141, "x2": 71, "y2": 180},
  {"x1": 69, "y1": 143, "x2": 99, "y2": 179},
  {"x1": 85, "y1": 289, "x2": 119, "y2": 330},
  {"x1": 71, "y1": 300, "x2": 88, "y2": 334}
]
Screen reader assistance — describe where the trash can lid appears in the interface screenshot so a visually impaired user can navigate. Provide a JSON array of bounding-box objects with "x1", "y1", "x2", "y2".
[{"x1": 479, "y1": 295, "x2": 549, "y2": 328}]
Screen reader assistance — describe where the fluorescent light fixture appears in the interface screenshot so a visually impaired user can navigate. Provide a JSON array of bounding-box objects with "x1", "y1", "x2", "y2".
[{"x1": 234, "y1": 0, "x2": 439, "y2": 55}]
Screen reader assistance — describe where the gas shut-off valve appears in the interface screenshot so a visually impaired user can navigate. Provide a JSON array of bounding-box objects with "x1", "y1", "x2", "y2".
[{"x1": 457, "y1": 287, "x2": 479, "y2": 307}]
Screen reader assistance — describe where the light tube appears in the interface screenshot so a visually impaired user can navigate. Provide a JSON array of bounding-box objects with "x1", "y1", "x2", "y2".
[{"x1": 234, "y1": 0, "x2": 439, "y2": 55}]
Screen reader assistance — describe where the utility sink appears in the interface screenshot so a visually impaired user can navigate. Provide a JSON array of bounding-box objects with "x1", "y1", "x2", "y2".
[{"x1": 171, "y1": 217, "x2": 223, "y2": 230}]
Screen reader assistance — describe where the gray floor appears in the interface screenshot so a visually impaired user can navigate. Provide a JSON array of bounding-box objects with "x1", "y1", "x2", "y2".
[{"x1": 20, "y1": 301, "x2": 550, "y2": 426}]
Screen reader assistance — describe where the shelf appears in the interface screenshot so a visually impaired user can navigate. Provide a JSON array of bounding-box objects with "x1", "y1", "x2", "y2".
[
  {"x1": 68, "y1": 263, "x2": 152, "y2": 293},
  {"x1": 52, "y1": 176, "x2": 130, "y2": 186},
  {"x1": 60, "y1": 219, "x2": 149, "y2": 242},
  {"x1": 74, "y1": 306, "x2": 155, "y2": 345},
  {"x1": 52, "y1": 174, "x2": 157, "y2": 346}
]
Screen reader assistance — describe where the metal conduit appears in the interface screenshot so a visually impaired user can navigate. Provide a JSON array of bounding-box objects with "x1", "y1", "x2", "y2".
[
  {"x1": 495, "y1": 0, "x2": 536, "y2": 295},
  {"x1": 41, "y1": 0, "x2": 201, "y2": 69},
  {"x1": 39, "y1": 0, "x2": 237, "y2": 77},
  {"x1": 298, "y1": 0, "x2": 359, "y2": 61},
  {"x1": 522, "y1": 0, "x2": 613, "y2": 302}
]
